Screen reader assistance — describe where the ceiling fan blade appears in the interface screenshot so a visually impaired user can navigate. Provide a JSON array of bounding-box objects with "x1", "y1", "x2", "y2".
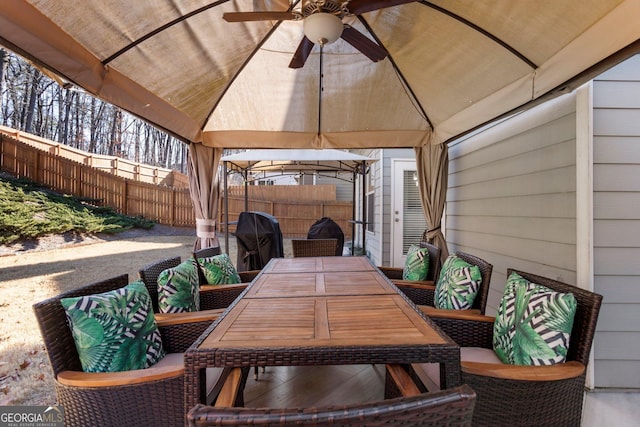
[
  {"x1": 348, "y1": 0, "x2": 416, "y2": 15},
  {"x1": 340, "y1": 26, "x2": 386, "y2": 62},
  {"x1": 223, "y1": 11, "x2": 296, "y2": 22},
  {"x1": 289, "y1": 37, "x2": 315, "y2": 69}
]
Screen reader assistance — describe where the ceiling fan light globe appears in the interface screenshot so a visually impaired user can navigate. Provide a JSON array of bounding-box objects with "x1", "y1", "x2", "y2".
[{"x1": 303, "y1": 12, "x2": 343, "y2": 45}]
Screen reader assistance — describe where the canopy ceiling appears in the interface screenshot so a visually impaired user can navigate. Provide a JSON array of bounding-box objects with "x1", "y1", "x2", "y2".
[
  {"x1": 1, "y1": 1, "x2": 639, "y2": 149},
  {"x1": 222, "y1": 149, "x2": 375, "y2": 174}
]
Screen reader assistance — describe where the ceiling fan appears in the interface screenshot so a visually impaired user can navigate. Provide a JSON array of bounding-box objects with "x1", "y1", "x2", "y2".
[{"x1": 223, "y1": 0, "x2": 416, "y2": 69}]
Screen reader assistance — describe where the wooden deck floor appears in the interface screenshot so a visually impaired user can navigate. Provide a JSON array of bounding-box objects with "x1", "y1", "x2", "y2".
[{"x1": 244, "y1": 364, "x2": 386, "y2": 408}]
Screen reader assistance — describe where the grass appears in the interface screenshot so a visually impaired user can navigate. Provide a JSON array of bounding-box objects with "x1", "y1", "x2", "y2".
[{"x1": 0, "y1": 173, "x2": 154, "y2": 244}]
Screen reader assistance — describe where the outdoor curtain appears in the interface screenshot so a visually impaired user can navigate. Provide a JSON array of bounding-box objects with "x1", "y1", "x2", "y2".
[
  {"x1": 188, "y1": 143, "x2": 222, "y2": 251},
  {"x1": 415, "y1": 143, "x2": 450, "y2": 270}
]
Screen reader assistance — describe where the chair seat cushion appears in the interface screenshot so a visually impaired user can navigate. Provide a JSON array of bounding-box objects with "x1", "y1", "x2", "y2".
[
  {"x1": 153, "y1": 353, "x2": 224, "y2": 397},
  {"x1": 434, "y1": 255, "x2": 481, "y2": 310},
  {"x1": 403, "y1": 244, "x2": 430, "y2": 281},
  {"x1": 412, "y1": 347, "x2": 502, "y2": 390},
  {"x1": 58, "y1": 352, "x2": 224, "y2": 392},
  {"x1": 493, "y1": 271, "x2": 577, "y2": 366},
  {"x1": 61, "y1": 281, "x2": 165, "y2": 373},
  {"x1": 157, "y1": 259, "x2": 200, "y2": 313},
  {"x1": 198, "y1": 253, "x2": 242, "y2": 285}
]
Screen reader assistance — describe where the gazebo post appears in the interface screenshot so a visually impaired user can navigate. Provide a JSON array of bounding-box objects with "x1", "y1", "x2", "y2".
[
  {"x1": 361, "y1": 160, "x2": 366, "y2": 255},
  {"x1": 351, "y1": 169, "x2": 356, "y2": 255},
  {"x1": 244, "y1": 169, "x2": 249, "y2": 212},
  {"x1": 224, "y1": 160, "x2": 229, "y2": 255}
]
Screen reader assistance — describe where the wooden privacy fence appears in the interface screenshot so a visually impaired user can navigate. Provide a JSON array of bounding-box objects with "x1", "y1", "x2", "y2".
[
  {"x1": 0, "y1": 132, "x2": 195, "y2": 226},
  {"x1": 0, "y1": 125, "x2": 189, "y2": 188},
  {"x1": 221, "y1": 185, "x2": 353, "y2": 239},
  {"x1": 0, "y1": 130, "x2": 353, "y2": 236}
]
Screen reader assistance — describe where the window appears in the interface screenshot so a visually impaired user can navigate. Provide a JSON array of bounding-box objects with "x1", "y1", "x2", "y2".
[{"x1": 366, "y1": 191, "x2": 374, "y2": 233}]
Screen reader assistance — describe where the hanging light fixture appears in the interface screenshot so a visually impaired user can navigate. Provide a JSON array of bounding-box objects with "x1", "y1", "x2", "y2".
[{"x1": 303, "y1": 12, "x2": 343, "y2": 46}]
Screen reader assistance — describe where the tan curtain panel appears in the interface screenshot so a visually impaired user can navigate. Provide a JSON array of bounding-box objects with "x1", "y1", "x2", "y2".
[
  {"x1": 415, "y1": 143, "x2": 449, "y2": 270},
  {"x1": 188, "y1": 143, "x2": 222, "y2": 251}
]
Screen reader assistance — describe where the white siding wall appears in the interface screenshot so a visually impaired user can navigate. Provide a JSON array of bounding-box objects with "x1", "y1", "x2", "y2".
[
  {"x1": 592, "y1": 55, "x2": 640, "y2": 389},
  {"x1": 351, "y1": 149, "x2": 381, "y2": 263},
  {"x1": 447, "y1": 94, "x2": 578, "y2": 313},
  {"x1": 353, "y1": 148, "x2": 415, "y2": 265},
  {"x1": 316, "y1": 174, "x2": 353, "y2": 201},
  {"x1": 380, "y1": 149, "x2": 416, "y2": 265}
]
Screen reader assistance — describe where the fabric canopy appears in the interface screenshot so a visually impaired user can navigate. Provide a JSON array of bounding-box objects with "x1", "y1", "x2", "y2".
[
  {"x1": 1, "y1": 0, "x2": 639, "y2": 149},
  {"x1": 222, "y1": 149, "x2": 375, "y2": 174}
]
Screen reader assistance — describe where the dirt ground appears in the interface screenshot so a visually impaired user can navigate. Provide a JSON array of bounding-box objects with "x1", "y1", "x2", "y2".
[{"x1": 0, "y1": 225, "x2": 291, "y2": 406}]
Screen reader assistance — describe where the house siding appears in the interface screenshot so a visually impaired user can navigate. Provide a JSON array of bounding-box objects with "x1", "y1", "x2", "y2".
[
  {"x1": 353, "y1": 148, "x2": 415, "y2": 266},
  {"x1": 447, "y1": 94, "x2": 578, "y2": 313},
  {"x1": 592, "y1": 54, "x2": 640, "y2": 388}
]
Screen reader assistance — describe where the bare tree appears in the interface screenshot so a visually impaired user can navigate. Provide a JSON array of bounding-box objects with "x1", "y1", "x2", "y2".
[{"x1": 0, "y1": 48, "x2": 188, "y2": 173}]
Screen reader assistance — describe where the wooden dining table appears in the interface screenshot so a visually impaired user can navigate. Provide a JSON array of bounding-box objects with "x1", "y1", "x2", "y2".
[{"x1": 183, "y1": 256, "x2": 460, "y2": 410}]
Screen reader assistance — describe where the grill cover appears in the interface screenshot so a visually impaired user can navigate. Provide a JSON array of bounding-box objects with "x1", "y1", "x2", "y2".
[
  {"x1": 307, "y1": 217, "x2": 344, "y2": 256},
  {"x1": 236, "y1": 211, "x2": 284, "y2": 272}
]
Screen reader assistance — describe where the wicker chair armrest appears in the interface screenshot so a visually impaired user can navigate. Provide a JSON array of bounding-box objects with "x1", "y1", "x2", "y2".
[
  {"x1": 199, "y1": 283, "x2": 248, "y2": 310},
  {"x1": 214, "y1": 367, "x2": 244, "y2": 407},
  {"x1": 393, "y1": 280, "x2": 436, "y2": 289},
  {"x1": 158, "y1": 320, "x2": 214, "y2": 353},
  {"x1": 419, "y1": 306, "x2": 483, "y2": 319},
  {"x1": 57, "y1": 365, "x2": 183, "y2": 387},
  {"x1": 377, "y1": 266, "x2": 403, "y2": 280},
  {"x1": 155, "y1": 309, "x2": 223, "y2": 326},
  {"x1": 238, "y1": 270, "x2": 261, "y2": 282},
  {"x1": 431, "y1": 316, "x2": 495, "y2": 348},
  {"x1": 200, "y1": 283, "x2": 248, "y2": 293},
  {"x1": 462, "y1": 360, "x2": 585, "y2": 381},
  {"x1": 385, "y1": 364, "x2": 421, "y2": 397}
]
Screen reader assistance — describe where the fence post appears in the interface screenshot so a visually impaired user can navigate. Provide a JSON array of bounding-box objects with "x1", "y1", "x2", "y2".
[
  {"x1": 123, "y1": 179, "x2": 128, "y2": 216},
  {"x1": 171, "y1": 188, "x2": 176, "y2": 226}
]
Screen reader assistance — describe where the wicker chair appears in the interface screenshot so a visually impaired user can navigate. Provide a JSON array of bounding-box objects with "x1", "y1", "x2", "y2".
[
  {"x1": 138, "y1": 256, "x2": 181, "y2": 312},
  {"x1": 32, "y1": 274, "x2": 230, "y2": 427},
  {"x1": 192, "y1": 246, "x2": 262, "y2": 283},
  {"x1": 413, "y1": 269, "x2": 603, "y2": 426},
  {"x1": 138, "y1": 255, "x2": 256, "y2": 312},
  {"x1": 291, "y1": 238, "x2": 339, "y2": 257},
  {"x1": 390, "y1": 250, "x2": 493, "y2": 315},
  {"x1": 187, "y1": 366, "x2": 476, "y2": 427},
  {"x1": 378, "y1": 241, "x2": 442, "y2": 286},
  {"x1": 193, "y1": 245, "x2": 222, "y2": 258}
]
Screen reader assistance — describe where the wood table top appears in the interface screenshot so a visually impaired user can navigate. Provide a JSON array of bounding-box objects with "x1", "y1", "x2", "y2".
[
  {"x1": 198, "y1": 257, "x2": 449, "y2": 353},
  {"x1": 244, "y1": 270, "x2": 397, "y2": 298},
  {"x1": 260, "y1": 256, "x2": 376, "y2": 274},
  {"x1": 200, "y1": 294, "x2": 447, "y2": 350}
]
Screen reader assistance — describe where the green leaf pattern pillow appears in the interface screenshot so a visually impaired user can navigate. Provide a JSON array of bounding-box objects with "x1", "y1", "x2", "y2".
[
  {"x1": 434, "y1": 255, "x2": 482, "y2": 310},
  {"x1": 402, "y1": 245, "x2": 429, "y2": 281},
  {"x1": 157, "y1": 259, "x2": 200, "y2": 313},
  {"x1": 493, "y1": 272, "x2": 577, "y2": 365},
  {"x1": 61, "y1": 281, "x2": 165, "y2": 373},
  {"x1": 198, "y1": 253, "x2": 241, "y2": 285}
]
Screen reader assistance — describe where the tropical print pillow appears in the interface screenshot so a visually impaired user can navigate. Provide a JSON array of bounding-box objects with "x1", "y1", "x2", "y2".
[
  {"x1": 61, "y1": 281, "x2": 165, "y2": 373},
  {"x1": 198, "y1": 253, "x2": 241, "y2": 285},
  {"x1": 493, "y1": 272, "x2": 577, "y2": 365},
  {"x1": 434, "y1": 255, "x2": 482, "y2": 310},
  {"x1": 157, "y1": 259, "x2": 200, "y2": 313},
  {"x1": 402, "y1": 245, "x2": 430, "y2": 281}
]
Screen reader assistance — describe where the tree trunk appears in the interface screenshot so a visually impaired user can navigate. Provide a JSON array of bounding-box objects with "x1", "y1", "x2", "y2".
[
  {"x1": 0, "y1": 49, "x2": 7, "y2": 116},
  {"x1": 24, "y1": 69, "x2": 40, "y2": 133}
]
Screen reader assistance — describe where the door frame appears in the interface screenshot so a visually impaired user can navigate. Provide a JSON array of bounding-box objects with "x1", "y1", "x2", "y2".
[{"x1": 390, "y1": 158, "x2": 424, "y2": 267}]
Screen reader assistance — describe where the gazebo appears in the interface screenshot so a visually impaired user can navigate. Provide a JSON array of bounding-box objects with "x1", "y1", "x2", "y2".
[
  {"x1": 1, "y1": 1, "x2": 639, "y2": 256},
  {"x1": 220, "y1": 148, "x2": 376, "y2": 254}
]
